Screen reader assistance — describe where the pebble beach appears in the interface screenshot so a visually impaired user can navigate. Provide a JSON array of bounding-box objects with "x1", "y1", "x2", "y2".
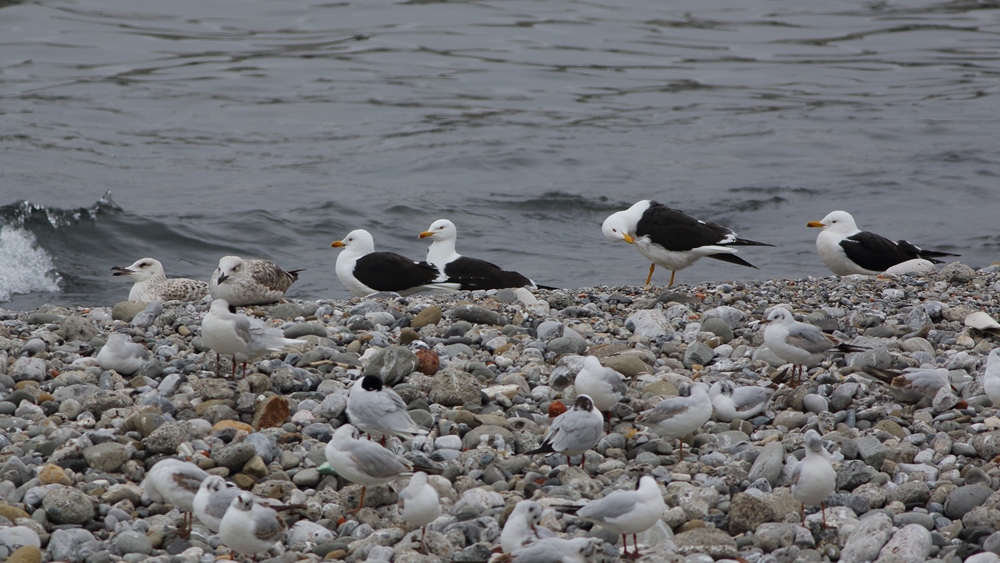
[{"x1": 4, "y1": 262, "x2": 1000, "y2": 563}]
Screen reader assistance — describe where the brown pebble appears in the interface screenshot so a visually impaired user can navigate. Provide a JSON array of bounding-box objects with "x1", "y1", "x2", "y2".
[
  {"x1": 416, "y1": 348, "x2": 440, "y2": 375},
  {"x1": 38, "y1": 463, "x2": 72, "y2": 486},
  {"x1": 212, "y1": 420, "x2": 254, "y2": 433},
  {"x1": 6, "y1": 545, "x2": 42, "y2": 563},
  {"x1": 253, "y1": 396, "x2": 290, "y2": 430}
]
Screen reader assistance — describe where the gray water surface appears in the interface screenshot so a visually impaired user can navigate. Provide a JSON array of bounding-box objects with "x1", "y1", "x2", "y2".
[{"x1": 2, "y1": 0, "x2": 998, "y2": 309}]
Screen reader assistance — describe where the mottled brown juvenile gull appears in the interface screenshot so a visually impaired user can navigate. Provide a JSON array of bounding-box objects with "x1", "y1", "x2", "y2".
[
  {"x1": 209, "y1": 255, "x2": 301, "y2": 306},
  {"x1": 111, "y1": 258, "x2": 208, "y2": 302}
]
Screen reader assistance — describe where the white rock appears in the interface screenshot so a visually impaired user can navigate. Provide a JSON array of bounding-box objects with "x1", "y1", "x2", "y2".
[
  {"x1": 840, "y1": 511, "x2": 893, "y2": 563},
  {"x1": 875, "y1": 523, "x2": 931, "y2": 562}
]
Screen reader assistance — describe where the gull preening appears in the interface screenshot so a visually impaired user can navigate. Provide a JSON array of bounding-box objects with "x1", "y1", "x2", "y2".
[
  {"x1": 347, "y1": 375, "x2": 428, "y2": 443},
  {"x1": 527, "y1": 394, "x2": 604, "y2": 467},
  {"x1": 97, "y1": 332, "x2": 149, "y2": 376},
  {"x1": 209, "y1": 255, "x2": 302, "y2": 306},
  {"x1": 602, "y1": 200, "x2": 772, "y2": 287},
  {"x1": 111, "y1": 258, "x2": 208, "y2": 302},
  {"x1": 141, "y1": 458, "x2": 208, "y2": 537},
  {"x1": 763, "y1": 307, "x2": 864, "y2": 387},
  {"x1": 500, "y1": 500, "x2": 555, "y2": 553},
  {"x1": 570, "y1": 475, "x2": 666, "y2": 559},
  {"x1": 200, "y1": 298, "x2": 307, "y2": 378},
  {"x1": 419, "y1": 219, "x2": 553, "y2": 290},
  {"x1": 709, "y1": 380, "x2": 773, "y2": 422},
  {"x1": 324, "y1": 424, "x2": 417, "y2": 511},
  {"x1": 219, "y1": 492, "x2": 285, "y2": 558},
  {"x1": 332, "y1": 229, "x2": 459, "y2": 297},
  {"x1": 790, "y1": 429, "x2": 836, "y2": 526},
  {"x1": 636, "y1": 382, "x2": 712, "y2": 459},
  {"x1": 807, "y1": 210, "x2": 958, "y2": 276},
  {"x1": 574, "y1": 356, "x2": 628, "y2": 429},
  {"x1": 398, "y1": 472, "x2": 440, "y2": 552}
]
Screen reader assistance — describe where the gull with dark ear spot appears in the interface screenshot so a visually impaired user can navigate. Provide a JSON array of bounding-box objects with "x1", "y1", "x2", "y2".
[
  {"x1": 112, "y1": 258, "x2": 208, "y2": 302},
  {"x1": 201, "y1": 298, "x2": 307, "y2": 378},
  {"x1": 399, "y1": 472, "x2": 440, "y2": 552},
  {"x1": 762, "y1": 306, "x2": 865, "y2": 387},
  {"x1": 636, "y1": 382, "x2": 712, "y2": 459},
  {"x1": 500, "y1": 500, "x2": 555, "y2": 553},
  {"x1": 563, "y1": 475, "x2": 666, "y2": 560},
  {"x1": 141, "y1": 458, "x2": 209, "y2": 538},
  {"x1": 709, "y1": 380, "x2": 773, "y2": 422},
  {"x1": 210, "y1": 255, "x2": 302, "y2": 306},
  {"x1": 807, "y1": 210, "x2": 958, "y2": 276},
  {"x1": 526, "y1": 394, "x2": 604, "y2": 468},
  {"x1": 219, "y1": 492, "x2": 286, "y2": 559}
]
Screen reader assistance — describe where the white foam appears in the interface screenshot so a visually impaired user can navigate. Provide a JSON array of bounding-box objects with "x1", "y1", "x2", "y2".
[{"x1": 0, "y1": 225, "x2": 61, "y2": 302}]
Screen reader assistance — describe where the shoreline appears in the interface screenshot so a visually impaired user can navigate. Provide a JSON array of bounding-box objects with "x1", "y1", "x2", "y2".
[{"x1": 1, "y1": 263, "x2": 999, "y2": 562}]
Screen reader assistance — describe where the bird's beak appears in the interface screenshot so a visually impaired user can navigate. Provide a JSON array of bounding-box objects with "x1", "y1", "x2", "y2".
[
  {"x1": 331, "y1": 240, "x2": 345, "y2": 248},
  {"x1": 806, "y1": 221, "x2": 825, "y2": 228},
  {"x1": 110, "y1": 266, "x2": 132, "y2": 276},
  {"x1": 216, "y1": 273, "x2": 229, "y2": 284},
  {"x1": 623, "y1": 233, "x2": 635, "y2": 244},
  {"x1": 418, "y1": 231, "x2": 434, "y2": 239}
]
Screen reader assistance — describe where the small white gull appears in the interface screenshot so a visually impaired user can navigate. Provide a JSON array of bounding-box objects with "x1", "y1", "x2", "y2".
[
  {"x1": 636, "y1": 382, "x2": 712, "y2": 459},
  {"x1": 201, "y1": 298, "x2": 306, "y2": 378},
  {"x1": 500, "y1": 500, "x2": 555, "y2": 553},
  {"x1": 97, "y1": 332, "x2": 149, "y2": 376},
  {"x1": 790, "y1": 429, "x2": 837, "y2": 526},
  {"x1": 573, "y1": 475, "x2": 666, "y2": 559},
  {"x1": 763, "y1": 307, "x2": 864, "y2": 387},
  {"x1": 219, "y1": 492, "x2": 285, "y2": 558},
  {"x1": 347, "y1": 375, "x2": 427, "y2": 443},
  {"x1": 527, "y1": 394, "x2": 604, "y2": 468},
  {"x1": 399, "y1": 471, "x2": 441, "y2": 552}
]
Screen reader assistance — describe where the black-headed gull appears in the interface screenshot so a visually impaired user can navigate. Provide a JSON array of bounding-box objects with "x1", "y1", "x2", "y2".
[
  {"x1": 636, "y1": 382, "x2": 712, "y2": 459},
  {"x1": 141, "y1": 458, "x2": 208, "y2": 537},
  {"x1": 347, "y1": 375, "x2": 427, "y2": 443},
  {"x1": 790, "y1": 429, "x2": 836, "y2": 526},
  {"x1": 527, "y1": 394, "x2": 604, "y2": 468},
  {"x1": 219, "y1": 492, "x2": 285, "y2": 558},
  {"x1": 399, "y1": 471, "x2": 440, "y2": 551},
  {"x1": 763, "y1": 307, "x2": 864, "y2": 386},
  {"x1": 572, "y1": 475, "x2": 666, "y2": 559},
  {"x1": 500, "y1": 500, "x2": 555, "y2": 553},
  {"x1": 201, "y1": 298, "x2": 306, "y2": 378}
]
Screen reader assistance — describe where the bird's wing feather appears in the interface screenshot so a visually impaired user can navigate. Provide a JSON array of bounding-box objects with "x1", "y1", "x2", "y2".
[{"x1": 784, "y1": 324, "x2": 838, "y2": 354}]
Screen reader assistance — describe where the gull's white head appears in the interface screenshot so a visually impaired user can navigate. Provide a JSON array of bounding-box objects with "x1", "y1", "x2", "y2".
[
  {"x1": 419, "y1": 219, "x2": 457, "y2": 242},
  {"x1": 111, "y1": 258, "x2": 166, "y2": 282},
  {"x1": 331, "y1": 230, "x2": 376, "y2": 255},
  {"x1": 601, "y1": 211, "x2": 634, "y2": 244},
  {"x1": 214, "y1": 256, "x2": 247, "y2": 286},
  {"x1": 510, "y1": 500, "x2": 544, "y2": 525},
  {"x1": 201, "y1": 474, "x2": 227, "y2": 494},
  {"x1": 582, "y1": 355, "x2": 603, "y2": 371},
  {"x1": 231, "y1": 492, "x2": 255, "y2": 513},
  {"x1": 765, "y1": 307, "x2": 795, "y2": 325},
  {"x1": 807, "y1": 210, "x2": 859, "y2": 234},
  {"x1": 803, "y1": 429, "x2": 825, "y2": 453},
  {"x1": 104, "y1": 332, "x2": 129, "y2": 348},
  {"x1": 209, "y1": 298, "x2": 235, "y2": 314}
]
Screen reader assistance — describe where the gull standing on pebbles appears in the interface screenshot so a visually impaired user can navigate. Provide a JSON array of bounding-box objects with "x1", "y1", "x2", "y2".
[
  {"x1": 807, "y1": 210, "x2": 959, "y2": 276},
  {"x1": 324, "y1": 424, "x2": 418, "y2": 512},
  {"x1": 527, "y1": 394, "x2": 604, "y2": 468},
  {"x1": 195, "y1": 476, "x2": 304, "y2": 534},
  {"x1": 636, "y1": 382, "x2": 712, "y2": 459},
  {"x1": 141, "y1": 458, "x2": 208, "y2": 538},
  {"x1": 399, "y1": 472, "x2": 440, "y2": 551},
  {"x1": 219, "y1": 492, "x2": 285, "y2": 559},
  {"x1": 347, "y1": 375, "x2": 427, "y2": 444},
  {"x1": 574, "y1": 356, "x2": 628, "y2": 429},
  {"x1": 601, "y1": 200, "x2": 772, "y2": 287},
  {"x1": 763, "y1": 307, "x2": 865, "y2": 387},
  {"x1": 201, "y1": 298, "x2": 307, "y2": 378},
  {"x1": 791, "y1": 429, "x2": 837, "y2": 526},
  {"x1": 111, "y1": 258, "x2": 208, "y2": 302},
  {"x1": 709, "y1": 381, "x2": 773, "y2": 422},
  {"x1": 983, "y1": 349, "x2": 1000, "y2": 408},
  {"x1": 209, "y1": 255, "x2": 302, "y2": 306},
  {"x1": 500, "y1": 500, "x2": 555, "y2": 553},
  {"x1": 97, "y1": 332, "x2": 149, "y2": 376},
  {"x1": 572, "y1": 475, "x2": 666, "y2": 559}
]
